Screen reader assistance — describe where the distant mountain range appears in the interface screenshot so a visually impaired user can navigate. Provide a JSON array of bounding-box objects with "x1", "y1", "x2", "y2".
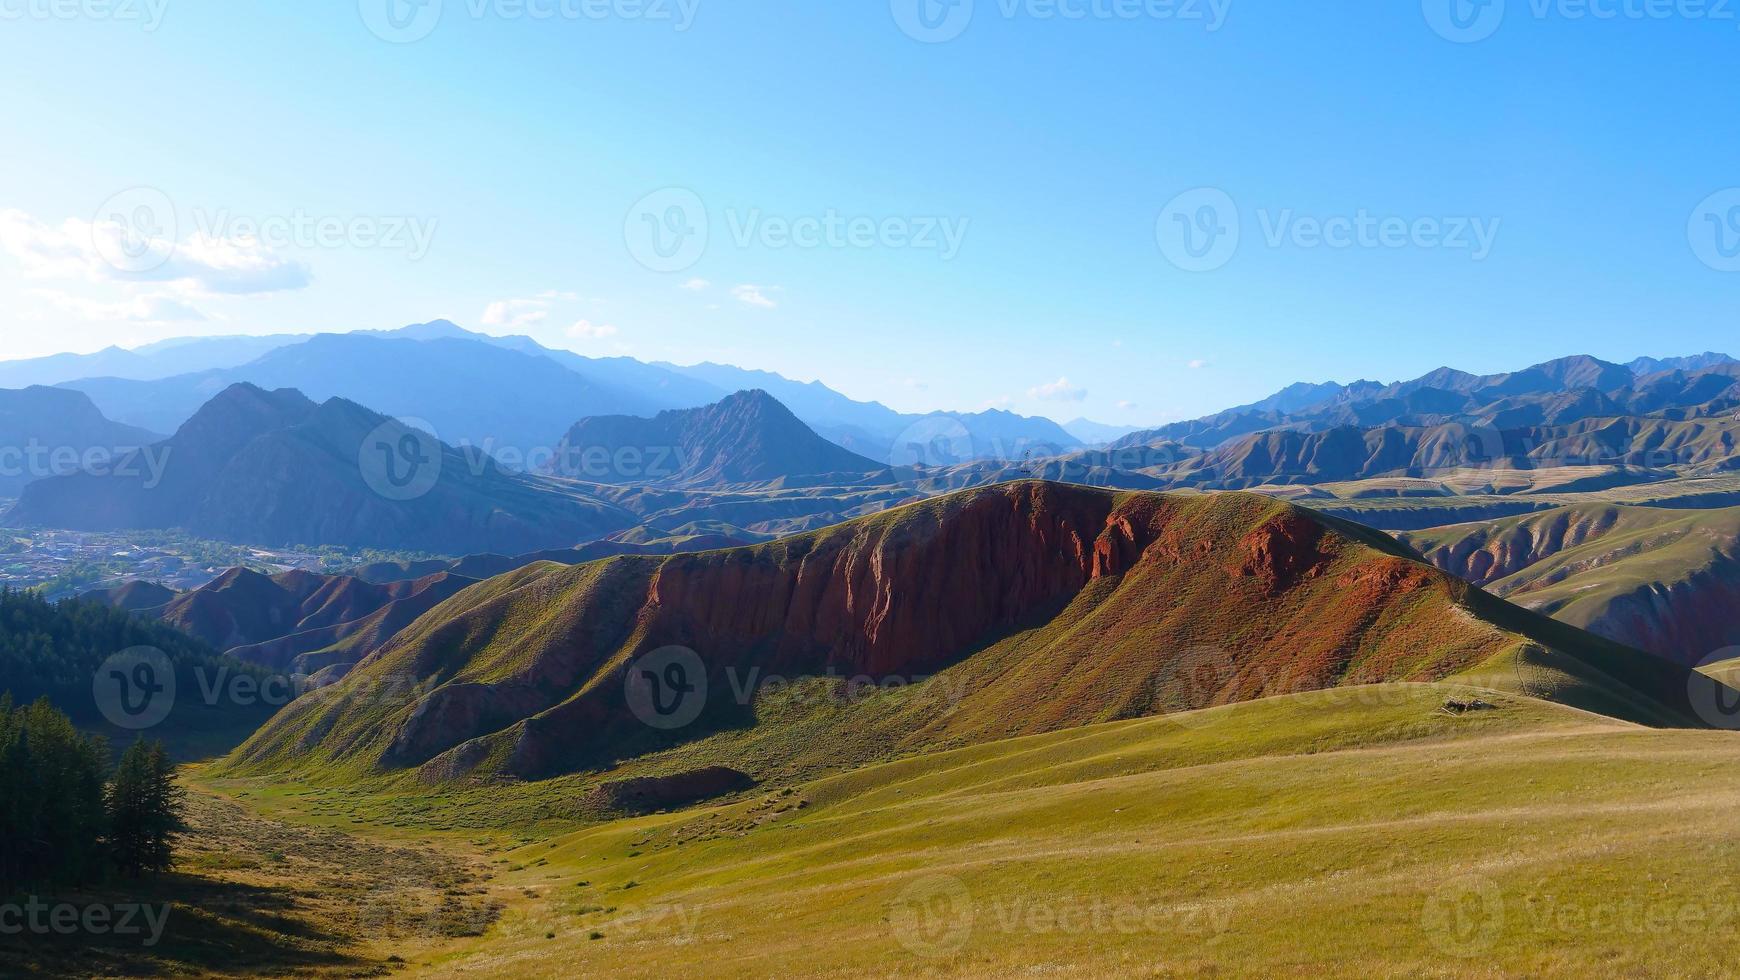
[
  {"x1": 1103, "y1": 354, "x2": 1740, "y2": 487},
  {"x1": 19, "y1": 321, "x2": 1083, "y2": 467},
  {"x1": 3, "y1": 382, "x2": 633, "y2": 554},
  {"x1": 1114, "y1": 353, "x2": 1740, "y2": 454}
]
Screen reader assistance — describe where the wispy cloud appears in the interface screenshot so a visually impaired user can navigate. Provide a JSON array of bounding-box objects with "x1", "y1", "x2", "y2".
[
  {"x1": 731, "y1": 284, "x2": 778, "y2": 309},
  {"x1": 1028, "y1": 377, "x2": 1087, "y2": 402},
  {"x1": 567, "y1": 319, "x2": 619, "y2": 340},
  {"x1": 480, "y1": 297, "x2": 551, "y2": 329},
  {"x1": 1116, "y1": 399, "x2": 1138, "y2": 410},
  {"x1": 0, "y1": 208, "x2": 310, "y2": 296},
  {"x1": 680, "y1": 277, "x2": 711, "y2": 292},
  {"x1": 31, "y1": 288, "x2": 207, "y2": 325},
  {"x1": 1187, "y1": 359, "x2": 1210, "y2": 370}
]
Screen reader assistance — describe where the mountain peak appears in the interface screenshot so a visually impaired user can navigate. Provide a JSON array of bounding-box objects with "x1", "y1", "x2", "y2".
[{"x1": 548, "y1": 390, "x2": 879, "y2": 486}]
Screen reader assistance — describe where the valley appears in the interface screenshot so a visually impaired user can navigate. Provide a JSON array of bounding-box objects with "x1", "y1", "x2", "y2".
[
  {"x1": 86, "y1": 684, "x2": 1740, "y2": 979},
  {"x1": 6, "y1": 334, "x2": 1740, "y2": 978}
]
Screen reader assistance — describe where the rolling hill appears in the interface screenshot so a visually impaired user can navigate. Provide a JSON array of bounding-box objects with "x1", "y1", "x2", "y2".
[
  {"x1": 83, "y1": 533, "x2": 753, "y2": 680},
  {"x1": 1403, "y1": 503, "x2": 1740, "y2": 664},
  {"x1": 225, "y1": 481, "x2": 1725, "y2": 795}
]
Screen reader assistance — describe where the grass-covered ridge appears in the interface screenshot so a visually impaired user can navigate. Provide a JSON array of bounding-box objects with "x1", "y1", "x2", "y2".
[
  {"x1": 1404, "y1": 502, "x2": 1740, "y2": 661},
  {"x1": 215, "y1": 482, "x2": 1731, "y2": 810}
]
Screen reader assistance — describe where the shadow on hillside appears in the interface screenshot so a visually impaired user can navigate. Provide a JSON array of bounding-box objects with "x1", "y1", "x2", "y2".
[{"x1": 0, "y1": 873, "x2": 370, "y2": 979}]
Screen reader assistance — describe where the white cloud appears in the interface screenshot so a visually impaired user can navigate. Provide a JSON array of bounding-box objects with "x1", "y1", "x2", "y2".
[
  {"x1": 567, "y1": 319, "x2": 619, "y2": 340},
  {"x1": 901, "y1": 377, "x2": 928, "y2": 391},
  {"x1": 982, "y1": 395, "x2": 1013, "y2": 410},
  {"x1": 1028, "y1": 377, "x2": 1087, "y2": 403},
  {"x1": 31, "y1": 288, "x2": 207, "y2": 324},
  {"x1": 1116, "y1": 399, "x2": 1138, "y2": 410},
  {"x1": 731, "y1": 284, "x2": 778, "y2": 309},
  {"x1": 680, "y1": 278, "x2": 711, "y2": 292},
  {"x1": 537, "y1": 289, "x2": 580, "y2": 301},
  {"x1": 163, "y1": 234, "x2": 311, "y2": 294},
  {"x1": 481, "y1": 298, "x2": 551, "y2": 329},
  {"x1": 0, "y1": 208, "x2": 309, "y2": 296},
  {"x1": 1187, "y1": 359, "x2": 1210, "y2": 369}
]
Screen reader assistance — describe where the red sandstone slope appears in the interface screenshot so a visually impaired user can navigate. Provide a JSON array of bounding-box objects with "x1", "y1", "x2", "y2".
[{"x1": 229, "y1": 482, "x2": 1723, "y2": 786}]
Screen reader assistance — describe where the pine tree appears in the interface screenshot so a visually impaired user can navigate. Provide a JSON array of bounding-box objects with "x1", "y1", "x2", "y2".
[{"x1": 106, "y1": 738, "x2": 184, "y2": 877}]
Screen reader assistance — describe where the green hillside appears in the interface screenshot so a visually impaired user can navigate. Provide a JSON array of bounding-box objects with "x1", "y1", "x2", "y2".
[
  {"x1": 1404, "y1": 503, "x2": 1740, "y2": 662},
  {"x1": 190, "y1": 682, "x2": 1740, "y2": 978}
]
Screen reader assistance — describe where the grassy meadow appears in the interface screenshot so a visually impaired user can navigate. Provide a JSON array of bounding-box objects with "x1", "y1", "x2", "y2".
[{"x1": 167, "y1": 681, "x2": 1740, "y2": 979}]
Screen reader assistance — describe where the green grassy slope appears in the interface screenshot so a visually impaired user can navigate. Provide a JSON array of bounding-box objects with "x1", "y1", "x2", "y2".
[
  {"x1": 1404, "y1": 503, "x2": 1740, "y2": 662},
  {"x1": 199, "y1": 682, "x2": 1740, "y2": 978}
]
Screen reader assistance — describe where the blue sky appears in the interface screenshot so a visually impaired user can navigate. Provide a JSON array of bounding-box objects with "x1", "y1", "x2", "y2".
[{"x1": 1, "y1": 0, "x2": 1737, "y2": 425}]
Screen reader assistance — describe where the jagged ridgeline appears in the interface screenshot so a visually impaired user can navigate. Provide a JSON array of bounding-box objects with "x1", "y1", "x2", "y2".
[{"x1": 224, "y1": 482, "x2": 1734, "y2": 790}]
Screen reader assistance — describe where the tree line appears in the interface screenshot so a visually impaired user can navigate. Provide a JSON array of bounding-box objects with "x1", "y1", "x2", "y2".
[{"x1": 0, "y1": 694, "x2": 184, "y2": 892}]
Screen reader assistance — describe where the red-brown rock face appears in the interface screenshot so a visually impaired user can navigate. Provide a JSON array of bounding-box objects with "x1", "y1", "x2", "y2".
[{"x1": 644, "y1": 482, "x2": 1116, "y2": 675}]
